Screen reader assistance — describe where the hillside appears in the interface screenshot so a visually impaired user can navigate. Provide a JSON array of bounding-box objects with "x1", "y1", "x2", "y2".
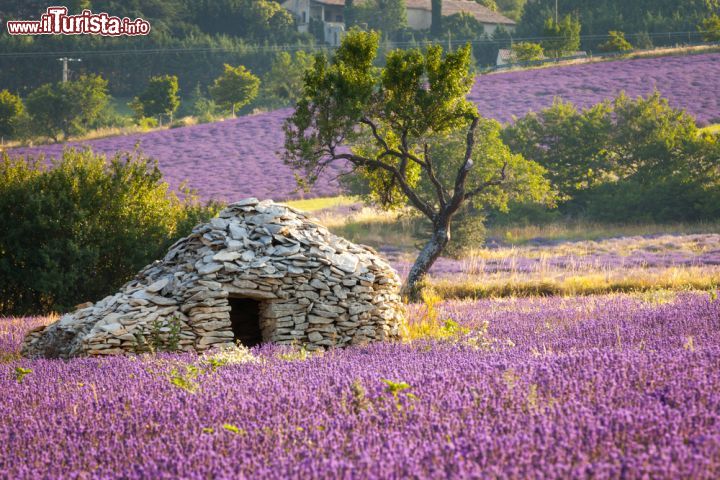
[{"x1": 10, "y1": 52, "x2": 720, "y2": 203}]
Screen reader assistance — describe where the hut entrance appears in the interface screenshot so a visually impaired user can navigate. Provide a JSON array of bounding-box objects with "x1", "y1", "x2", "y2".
[{"x1": 228, "y1": 298, "x2": 262, "y2": 347}]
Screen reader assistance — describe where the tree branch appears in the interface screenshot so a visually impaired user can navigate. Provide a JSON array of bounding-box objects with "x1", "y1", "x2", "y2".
[
  {"x1": 447, "y1": 116, "x2": 480, "y2": 212},
  {"x1": 465, "y1": 162, "x2": 508, "y2": 198},
  {"x1": 424, "y1": 143, "x2": 448, "y2": 208},
  {"x1": 334, "y1": 152, "x2": 437, "y2": 220}
]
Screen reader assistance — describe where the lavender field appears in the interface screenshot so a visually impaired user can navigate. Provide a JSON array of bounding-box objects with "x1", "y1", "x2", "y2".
[
  {"x1": 9, "y1": 52, "x2": 720, "y2": 203},
  {"x1": 2, "y1": 293, "x2": 719, "y2": 478}
]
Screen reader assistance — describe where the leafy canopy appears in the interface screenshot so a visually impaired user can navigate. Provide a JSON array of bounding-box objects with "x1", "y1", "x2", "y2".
[
  {"x1": 0, "y1": 89, "x2": 24, "y2": 140},
  {"x1": 542, "y1": 15, "x2": 581, "y2": 57},
  {"x1": 0, "y1": 148, "x2": 218, "y2": 315},
  {"x1": 132, "y1": 75, "x2": 180, "y2": 123},
  {"x1": 209, "y1": 64, "x2": 260, "y2": 117},
  {"x1": 26, "y1": 75, "x2": 109, "y2": 142},
  {"x1": 285, "y1": 30, "x2": 549, "y2": 293}
]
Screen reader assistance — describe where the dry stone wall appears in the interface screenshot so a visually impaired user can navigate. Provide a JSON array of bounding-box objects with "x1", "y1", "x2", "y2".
[{"x1": 23, "y1": 198, "x2": 405, "y2": 358}]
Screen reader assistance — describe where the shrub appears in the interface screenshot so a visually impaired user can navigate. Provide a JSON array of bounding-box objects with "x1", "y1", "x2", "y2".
[
  {"x1": 0, "y1": 148, "x2": 220, "y2": 315},
  {"x1": 26, "y1": 75, "x2": 109, "y2": 142},
  {"x1": 0, "y1": 90, "x2": 24, "y2": 144},
  {"x1": 503, "y1": 92, "x2": 720, "y2": 222},
  {"x1": 698, "y1": 14, "x2": 720, "y2": 42},
  {"x1": 510, "y1": 42, "x2": 544, "y2": 63},
  {"x1": 598, "y1": 31, "x2": 633, "y2": 53},
  {"x1": 131, "y1": 75, "x2": 180, "y2": 125}
]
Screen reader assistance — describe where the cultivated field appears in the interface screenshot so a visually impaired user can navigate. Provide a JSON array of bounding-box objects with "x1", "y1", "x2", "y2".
[
  {"x1": 9, "y1": 52, "x2": 720, "y2": 203},
  {"x1": 2, "y1": 290, "x2": 719, "y2": 477}
]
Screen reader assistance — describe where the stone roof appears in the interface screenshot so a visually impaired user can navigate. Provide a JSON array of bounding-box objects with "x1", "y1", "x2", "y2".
[{"x1": 23, "y1": 198, "x2": 405, "y2": 358}]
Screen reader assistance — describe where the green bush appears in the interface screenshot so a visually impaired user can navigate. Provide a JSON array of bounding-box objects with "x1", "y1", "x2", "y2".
[
  {"x1": 0, "y1": 148, "x2": 220, "y2": 315},
  {"x1": 503, "y1": 92, "x2": 720, "y2": 223},
  {"x1": 598, "y1": 31, "x2": 633, "y2": 53}
]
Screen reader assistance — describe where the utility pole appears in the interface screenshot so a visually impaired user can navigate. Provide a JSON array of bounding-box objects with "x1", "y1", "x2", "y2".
[
  {"x1": 58, "y1": 57, "x2": 82, "y2": 83},
  {"x1": 555, "y1": 0, "x2": 559, "y2": 23}
]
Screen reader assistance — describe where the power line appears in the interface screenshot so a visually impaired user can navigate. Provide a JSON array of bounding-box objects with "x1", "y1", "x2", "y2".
[{"x1": 0, "y1": 31, "x2": 713, "y2": 59}]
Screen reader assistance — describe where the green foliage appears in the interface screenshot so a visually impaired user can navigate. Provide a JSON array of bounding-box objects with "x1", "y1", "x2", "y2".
[
  {"x1": 495, "y1": 0, "x2": 527, "y2": 21},
  {"x1": 285, "y1": 30, "x2": 549, "y2": 293},
  {"x1": 14, "y1": 367, "x2": 32, "y2": 383},
  {"x1": 138, "y1": 316, "x2": 183, "y2": 353},
  {"x1": 209, "y1": 64, "x2": 260, "y2": 117},
  {"x1": 260, "y1": 51, "x2": 314, "y2": 108},
  {"x1": 348, "y1": 0, "x2": 407, "y2": 39},
  {"x1": 132, "y1": 75, "x2": 180, "y2": 124},
  {"x1": 189, "y1": 0, "x2": 297, "y2": 43},
  {"x1": 442, "y1": 12, "x2": 486, "y2": 40},
  {"x1": 26, "y1": 75, "x2": 109, "y2": 142},
  {"x1": 598, "y1": 31, "x2": 633, "y2": 52},
  {"x1": 431, "y1": 0, "x2": 443, "y2": 37},
  {"x1": 169, "y1": 364, "x2": 202, "y2": 393},
  {"x1": 222, "y1": 423, "x2": 246, "y2": 435},
  {"x1": 0, "y1": 148, "x2": 219, "y2": 315},
  {"x1": 504, "y1": 92, "x2": 720, "y2": 222},
  {"x1": 185, "y1": 83, "x2": 218, "y2": 122},
  {"x1": 0, "y1": 90, "x2": 24, "y2": 142},
  {"x1": 699, "y1": 14, "x2": 720, "y2": 42},
  {"x1": 510, "y1": 42, "x2": 544, "y2": 63},
  {"x1": 519, "y1": 0, "x2": 718, "y2": 47},
  {"x1": 542, "y1": 15, "x2": 581, "y2": 57}
]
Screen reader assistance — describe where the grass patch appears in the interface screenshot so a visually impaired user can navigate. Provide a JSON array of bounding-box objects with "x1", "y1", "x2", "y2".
[
  {"x1": 489, "y1": 221, "x2": 720, "y2": 246},
  {"x1": 427, "y1": 268, "x2": 720, "y2": 300},
  {"x1": 284, "y1": 195, "x2": 359, "y2": 213}
]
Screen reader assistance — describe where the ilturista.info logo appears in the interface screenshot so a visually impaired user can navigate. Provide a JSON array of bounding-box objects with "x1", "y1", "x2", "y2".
[{"x1": 5, "y1": 6, "x2": 151, "y2": 36}]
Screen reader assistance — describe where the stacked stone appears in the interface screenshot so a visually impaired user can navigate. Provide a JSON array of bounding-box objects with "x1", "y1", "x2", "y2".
[{"x1": 22, "y1": 198, "x2": 405, "y2": 358}]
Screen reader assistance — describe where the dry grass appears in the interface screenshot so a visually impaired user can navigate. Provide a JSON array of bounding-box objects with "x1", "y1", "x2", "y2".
[
  {"x1": 284, "y1": 196, "x2": 359, "y2": 213},
  {"x1": 427, "y1": 267, "x2": 720, "y2": 300},
  {"x1": 488, "y1": 221, "x2": 720, "y2": 246}
]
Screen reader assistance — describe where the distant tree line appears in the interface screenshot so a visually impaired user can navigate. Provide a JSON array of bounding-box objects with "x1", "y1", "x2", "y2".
[
  {"x1": 0, "y1": 50, "x2": 317, "y2": 143},
  {"x1": 501, "y1": 92, "x2": 720, "y2": 223}
]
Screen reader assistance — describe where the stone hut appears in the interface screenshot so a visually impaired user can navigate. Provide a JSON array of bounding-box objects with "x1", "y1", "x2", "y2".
[{"x1": 22, "y1": 198, "x2": 405, "y2": 358}]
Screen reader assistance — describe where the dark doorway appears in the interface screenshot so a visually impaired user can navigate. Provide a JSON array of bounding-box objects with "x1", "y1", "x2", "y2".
[{"x1": 228, "y1": 298, "x2": 262, "y2": 347}]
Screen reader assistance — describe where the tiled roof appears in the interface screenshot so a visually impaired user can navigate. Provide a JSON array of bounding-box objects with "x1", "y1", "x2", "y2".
[
  {"x1": 311, "y1": 0, "x2": 516, "y2": 25},
  {"x1": 405, "y1": 0, "x2": 516, "y2": 25}
]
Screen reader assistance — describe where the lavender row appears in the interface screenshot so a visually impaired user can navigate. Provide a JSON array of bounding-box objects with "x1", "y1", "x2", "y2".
[
  {"x1": 2, "y1": 293, "x2": 719, "y2": 478},
  {"x1": 9, "y1": 53, "x2": 720, "y2": 203}
]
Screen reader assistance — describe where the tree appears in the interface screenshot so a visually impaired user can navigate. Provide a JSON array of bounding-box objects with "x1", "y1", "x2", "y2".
[
  {"x1": 189, "y1": 0, "x2": 297, "y2": 43},
  {"x1": 26, "y1": 75, "x2": 109, "y2": 142},
  {"x1": 352, "y1": 0, "x2": 407, "y2": 39},
  {"x1": 262, "y1": 51, "x2": 314, "y2": 107},
  {"x1": 284, "y1": 30, "x2": 549, "y2": 297},
  {"x1": 699, "y1": 14, "x2": 720, "y2": 42},
  {"x1": 132, "y1": 75, "x2": 180, "y2": 125},
  {"x1": 431, "y1": 0, "x2": 443, "y2": 37},
  {"x1": 0, "y1": 148, "x2": 219, "y2": 315},
  {"x1": 0, "y1": 90, "x2": 24, "y2": 145},
  {"x1": 345, "y1": 0, "x2": 356, "y2": 29},
  {"x1": 442, "y1": 12, "x2": 485, "y2": 40},
  {"x1": 511, "y1": 42, "x2": 544, "y2": 63},
  {"x1": 209, "y1": 64, "x2": 260, "y2": 117},
  {"x1": 598, "y1": 31, "x2": 633, "y2": 52},
  {"x1": 542, "y1": 15, "x2": 581, "y2": 57},
  {"x1": 503, "y1": 92, "x2": 720, "y2": 221},
  {"x1": 495, "y1": 0, "x2": 526, "y2": 21}
]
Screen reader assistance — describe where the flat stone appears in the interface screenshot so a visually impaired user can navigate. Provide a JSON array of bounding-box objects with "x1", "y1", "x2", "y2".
[
  {"x1": 213, "y1": 251, "x2": 241, "y2": 262},
  {"x1": 145, "y1": 278, "x2": 170, "y2": 293}
]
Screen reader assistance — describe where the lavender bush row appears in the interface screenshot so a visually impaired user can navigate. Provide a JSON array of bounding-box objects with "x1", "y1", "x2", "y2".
[
  {"x1": 9, "y1": 53, "x2": 720, "y2": 203},
  {"x1": 2, "y1": 293, "x2": 719, "y2": 478}
]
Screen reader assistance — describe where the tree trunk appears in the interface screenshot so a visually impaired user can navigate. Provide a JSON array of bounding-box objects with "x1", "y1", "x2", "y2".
[
  {"x1": 431, "y1": 0, "x2": 442, "y2": 38},
  {"x1": 402, "y1": 218, "x2": 450, "y2": 301}
]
